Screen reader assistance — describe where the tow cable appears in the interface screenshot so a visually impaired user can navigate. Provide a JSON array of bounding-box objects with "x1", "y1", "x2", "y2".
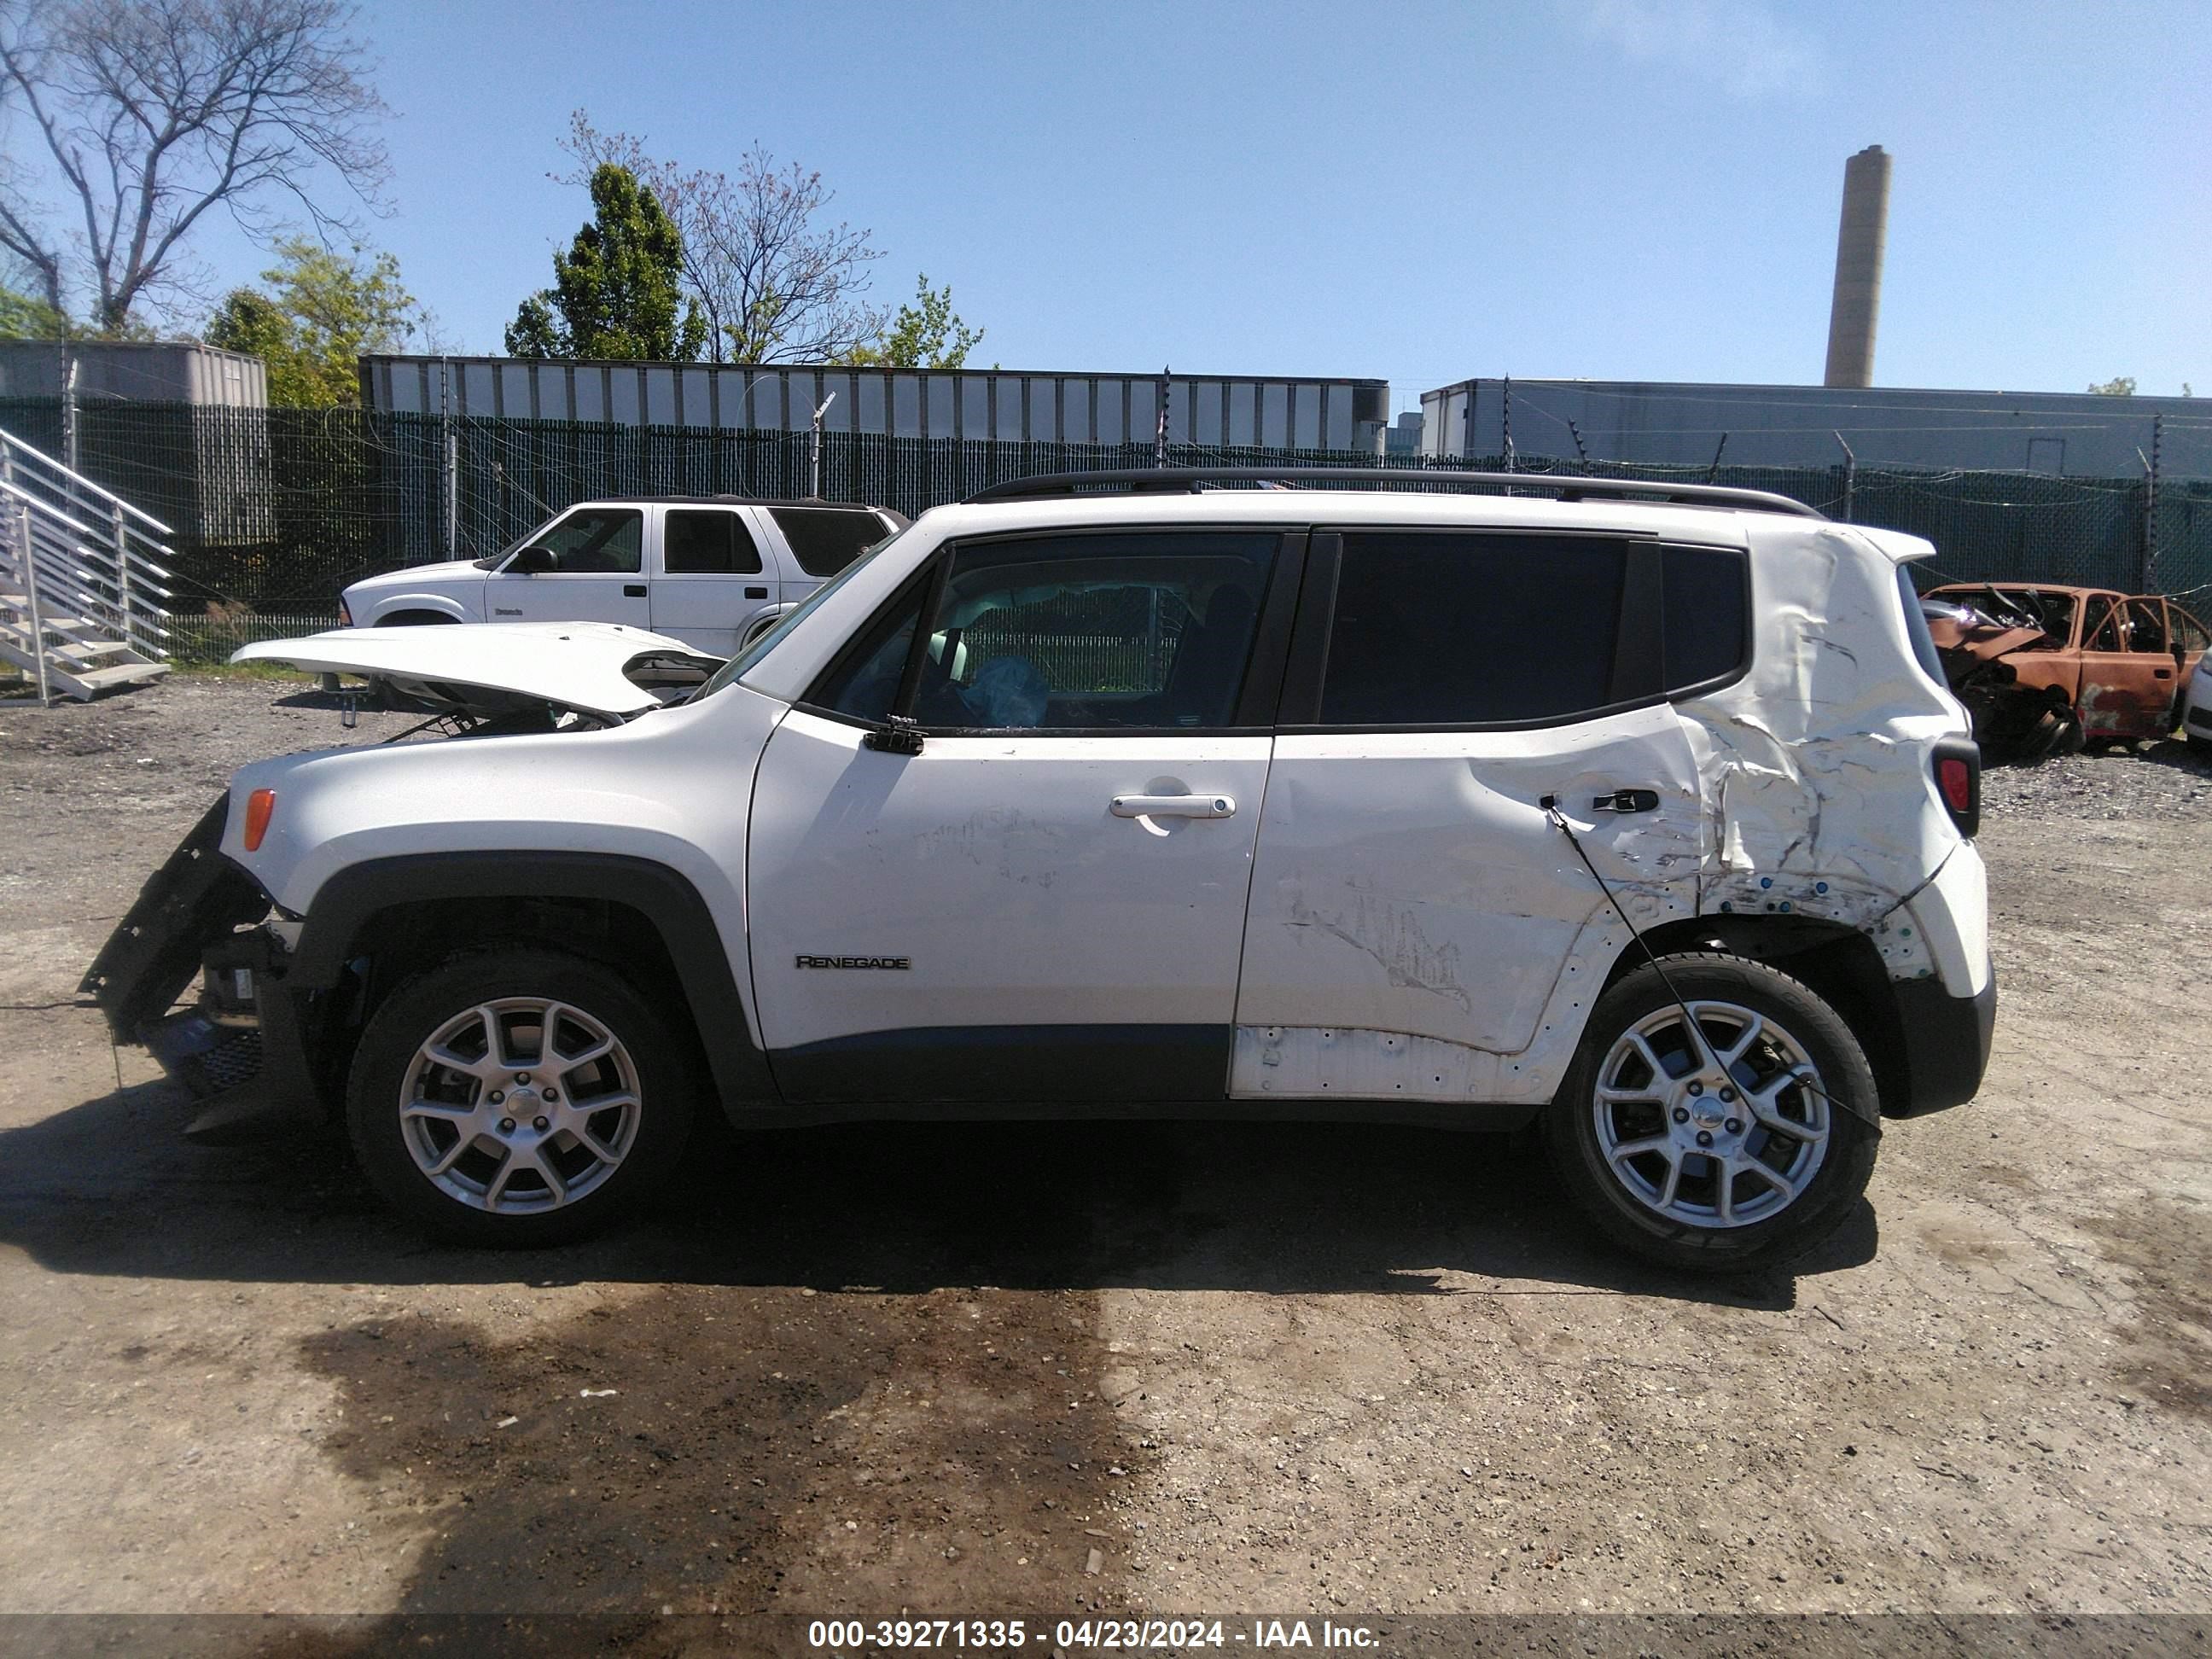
[{"x1": 1540, "y1": 794, "x2": 1866, "y2": 1130}]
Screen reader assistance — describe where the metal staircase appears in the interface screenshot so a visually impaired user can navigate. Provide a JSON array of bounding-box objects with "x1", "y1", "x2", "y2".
[{"x1": 1, "y1": 426, "x2": 174, "y2": 702}]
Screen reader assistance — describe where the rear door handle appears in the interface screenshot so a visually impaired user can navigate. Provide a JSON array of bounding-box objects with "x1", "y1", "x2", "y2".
[
  {"x1": 745, "y1": 585, "x2": 768, "y2": 598},
  {"x1": 623, "y1": 583, "x2": 647, "y2": 597},
  {"x1": 2154, "y1": 668, "x2": 2172, "y2": 678},
  {"x1": 1111, "y1": 794, "x2": 1236, "y2": 819},
  {"x1": 1592, "y1": 789, "x2": 1661, "y2": 813}
]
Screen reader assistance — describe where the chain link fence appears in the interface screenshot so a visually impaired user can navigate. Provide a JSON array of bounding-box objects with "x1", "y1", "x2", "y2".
[{"x1": 4, "y1": 396, "x2": 2207, "y2": 661}]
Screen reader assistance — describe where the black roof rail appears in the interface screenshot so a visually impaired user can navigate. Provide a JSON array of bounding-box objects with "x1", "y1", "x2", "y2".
[{"x1": 962, "y1": 466, "x2": 1826, "y2": 521}]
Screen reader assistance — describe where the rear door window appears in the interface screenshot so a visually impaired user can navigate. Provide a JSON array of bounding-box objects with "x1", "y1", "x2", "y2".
[
  {"x1": 1319, "y1": 532, "x2": 1626, "y2": 726},
  {"x1": 664, "y1": 509, "x2": 762, "y2": 574},
  {"x1": 771, "y1": 507, "x2": 891, "y2": 578},
  {"x1": 2125, "y1": 598, "x2": 2169, "y2": 654}
]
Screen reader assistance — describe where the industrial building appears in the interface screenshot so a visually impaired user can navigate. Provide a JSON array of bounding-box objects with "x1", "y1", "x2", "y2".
[
  {"x1": 1417, "y1": 378, "x2": 2208, "y2": 479},
  {"x1": 359, "y1": 357, "x2": 1394, "y2": 454}
]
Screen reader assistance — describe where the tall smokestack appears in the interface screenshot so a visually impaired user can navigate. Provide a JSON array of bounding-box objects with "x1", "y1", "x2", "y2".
[{"x1": 1823, "y1": 144, "x2": 1892, "y2": 388}]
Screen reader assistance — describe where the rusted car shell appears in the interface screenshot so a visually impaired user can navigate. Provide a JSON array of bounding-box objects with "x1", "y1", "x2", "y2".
[{"x1": 1922, "y1": 583, "x2": 2209, "y2": 755}]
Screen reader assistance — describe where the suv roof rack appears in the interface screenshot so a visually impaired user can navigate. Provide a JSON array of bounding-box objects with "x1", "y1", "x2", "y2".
[{"x1": 963, "y1": 466, "x2": 1826, "y2": 520}]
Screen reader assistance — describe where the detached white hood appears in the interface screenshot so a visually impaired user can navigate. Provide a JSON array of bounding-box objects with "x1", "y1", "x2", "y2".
[{"x1": 232, "y1": 621, "x2": 726, "y2": 719}]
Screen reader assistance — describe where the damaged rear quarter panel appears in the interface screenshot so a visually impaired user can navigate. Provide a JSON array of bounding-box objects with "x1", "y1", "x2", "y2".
[{"x1": 1677, "y1": 523, "x2": 1965, "y2": 945}]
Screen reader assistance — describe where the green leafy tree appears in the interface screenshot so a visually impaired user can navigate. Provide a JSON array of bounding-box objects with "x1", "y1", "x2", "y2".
[
  {"x1": 204, "y1": 237, "x2": 423, "y2": 405},
  {"x1": 2087, "y1": 375, "x2": 2136, "y2": 396},
  {"x1": 0, "y1": 282, "x2": 67, "y2": 338},
  {"x1": 505, "y1": 164, "x2": 705, "y2": 360},
  {"x1": 844, "y1": 273, "x2": 983, "y2": 368}
]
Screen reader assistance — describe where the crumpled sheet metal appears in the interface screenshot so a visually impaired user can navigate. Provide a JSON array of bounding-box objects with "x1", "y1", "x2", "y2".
[{"x1": 1676, "y1": 524, "x2": 1962, "y2": 952}]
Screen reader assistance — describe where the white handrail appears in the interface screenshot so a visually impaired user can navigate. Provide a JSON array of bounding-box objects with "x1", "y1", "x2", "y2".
[
  {"x1": 0, "y1": 474, "x2": 105, "y2": 541},
  {"x1": 0, "y1": 430, "x2": 174, "y2": 669},
  {"x1": 0, "y1": 426, "x2": 174, "y2": 536}
]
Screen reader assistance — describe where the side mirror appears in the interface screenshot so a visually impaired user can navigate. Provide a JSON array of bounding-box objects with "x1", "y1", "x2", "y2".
[{"x1": 508, "y1": 545, "x2": 556, "y2": 575}]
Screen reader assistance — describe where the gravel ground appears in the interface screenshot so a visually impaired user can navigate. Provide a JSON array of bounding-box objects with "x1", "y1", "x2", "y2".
[
  {"x1": 0, "y1": 676, "x2": 2207, "y2": 1647},
  {"x1": 1980, "y1": 736, "x2": 2212, "y2": 820}
]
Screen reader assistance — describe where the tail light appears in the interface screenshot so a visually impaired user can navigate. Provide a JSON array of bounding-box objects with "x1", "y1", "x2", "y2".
[
  {"x1": 242, "y1": 788, "x2": 277, "y2": 852},
  {"x1": 1932, "y1": 738, "x2": 1980, "y2": 838}
]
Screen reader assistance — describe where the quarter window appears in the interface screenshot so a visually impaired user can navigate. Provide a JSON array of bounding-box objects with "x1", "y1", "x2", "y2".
[
  {"x1": 773, "y1": 506, "x2": 892, "y2": 577},
  {"x1": 1662, "y1": 545, "x2": 1749, "y2": 690},
  {"x1": 1321, "y1": 533, "x2": 1626, "y2": 726},
  {"x1": 665, "y1": 509, "x2": 762, "y2": 574}
]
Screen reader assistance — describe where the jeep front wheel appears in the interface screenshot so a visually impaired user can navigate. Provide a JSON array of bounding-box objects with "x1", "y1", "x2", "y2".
[
  {"x1": 346, "y1": 950, "x2": 696, "y2": 1246},
  {"x1": 1544, "y1": 953, "x2": 1879, "y2": 1273}
]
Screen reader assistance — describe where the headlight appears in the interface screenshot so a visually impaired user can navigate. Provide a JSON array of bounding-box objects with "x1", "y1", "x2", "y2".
[{"x1": 337, "y1": 596, "x2": 353, "y2": 628}]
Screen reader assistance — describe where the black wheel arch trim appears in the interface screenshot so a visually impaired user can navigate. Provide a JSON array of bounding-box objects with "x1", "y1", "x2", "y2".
[{"x1": 288, "y1": 851, "x2": 775, "y2": 1108}]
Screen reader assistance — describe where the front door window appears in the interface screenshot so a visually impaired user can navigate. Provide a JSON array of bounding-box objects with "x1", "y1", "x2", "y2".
[{"x1": 527, "y1": 508, "x2": 642, "y2": 573}]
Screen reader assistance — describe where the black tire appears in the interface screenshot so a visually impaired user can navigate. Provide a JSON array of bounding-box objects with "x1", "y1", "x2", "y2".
[
  {"x1": 346, "y1": 948, "x2": 697, "y2": 1247},
  {"x1": 375, "y1": 610, "x2": 458, "y2": 626},
  {"x1": 1543, "y1": 952, "x2": 1879, "y2": 1274}
]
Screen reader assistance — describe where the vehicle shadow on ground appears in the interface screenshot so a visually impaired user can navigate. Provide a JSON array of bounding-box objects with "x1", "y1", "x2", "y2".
[{"x1": 0, "y1": 1076, "x2": 1874, "y2": 1311}]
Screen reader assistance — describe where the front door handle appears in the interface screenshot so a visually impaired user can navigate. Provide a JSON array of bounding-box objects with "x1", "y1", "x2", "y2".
[
  {"x1": 2153, "y1": 668, "x2": 2172, "y2": 678},
  {"x1": 1592, "y1": 789, "x2": 1661, "y2": 814},
  {"x1": 623, "y1": 583, "x2": 647, "y2": 597},
  {"x1": 1111, "y1": 793, "x2": 1236, "y2": 819}
]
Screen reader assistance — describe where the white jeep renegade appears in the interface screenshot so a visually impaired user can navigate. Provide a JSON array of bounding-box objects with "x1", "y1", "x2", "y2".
[{"x1": 87, "y1": 468, "x2": 1994, "y2": 1272}]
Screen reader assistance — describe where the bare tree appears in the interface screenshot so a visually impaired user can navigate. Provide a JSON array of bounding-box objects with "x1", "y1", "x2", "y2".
[
  {"x1": 0, "y1": 0, "x2": 389, "y2": 335},
  {"x1": 562, "y1": 112, "x2": 884, "y2": 364}
]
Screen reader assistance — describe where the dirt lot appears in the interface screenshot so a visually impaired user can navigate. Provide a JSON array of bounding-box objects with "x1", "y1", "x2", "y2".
[{"x1": 1, "y1": 675, "x2": 2208, "y2": 1644}]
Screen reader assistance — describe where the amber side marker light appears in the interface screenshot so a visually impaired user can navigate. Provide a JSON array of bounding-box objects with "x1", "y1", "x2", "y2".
[{"x1": 242, "y1": 789, "x2": 277, "y2": 852}]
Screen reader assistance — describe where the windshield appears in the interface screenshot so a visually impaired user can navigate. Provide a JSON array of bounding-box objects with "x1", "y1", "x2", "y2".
[{"x1": 691, "y1": 531, "x2": 900, "y2": 700}]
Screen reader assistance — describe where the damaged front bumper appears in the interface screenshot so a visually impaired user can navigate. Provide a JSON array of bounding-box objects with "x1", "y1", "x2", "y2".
[{"x1": 80, "y1": 794, "x2": 326, "y2": 1143}]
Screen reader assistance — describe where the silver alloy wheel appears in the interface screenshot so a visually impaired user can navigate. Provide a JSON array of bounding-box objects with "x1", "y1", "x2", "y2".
[
  {"x1": 397, "y1": 997, "x2": 643, "y2": 1214},
  {"x1": 1591, "y1": 998, "x2": 1830, "y2": 1230}
]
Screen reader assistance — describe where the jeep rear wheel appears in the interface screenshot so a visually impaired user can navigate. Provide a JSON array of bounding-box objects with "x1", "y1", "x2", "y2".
[
  {"x1": 346, "y1": 950, "x2": 696, "y2": 1246},
  {"x1": 1545, "y1": 952, "x2": 1878, "y2": 1273}
]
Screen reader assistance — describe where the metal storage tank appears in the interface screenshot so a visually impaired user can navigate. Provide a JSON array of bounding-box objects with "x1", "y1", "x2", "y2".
[{"x1": 0, "y1": 340, "x2": 267, "y2": 406}]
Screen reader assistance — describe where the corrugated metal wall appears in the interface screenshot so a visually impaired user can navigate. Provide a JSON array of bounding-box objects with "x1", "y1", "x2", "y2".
[
  {"x1": 361, "y1": 357, "x2": 1392, "y2": 453},
  {"x1": 1421, "y1": 378, "x2": 2212, "y2": 479}
]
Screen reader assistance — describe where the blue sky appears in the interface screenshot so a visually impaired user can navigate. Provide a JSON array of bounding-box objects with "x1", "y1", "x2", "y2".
[{"x1": 176, "y1": 0, "x2": 2209, "y2": 412}]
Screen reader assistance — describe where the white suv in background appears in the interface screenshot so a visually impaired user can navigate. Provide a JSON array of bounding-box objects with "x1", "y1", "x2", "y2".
[
  {"x1": 339, "y1": 496, "x2": 904, "y2": 656},
  {"x1": 91, "y1": 467, "x2": 1994, "y2": 1272}
]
